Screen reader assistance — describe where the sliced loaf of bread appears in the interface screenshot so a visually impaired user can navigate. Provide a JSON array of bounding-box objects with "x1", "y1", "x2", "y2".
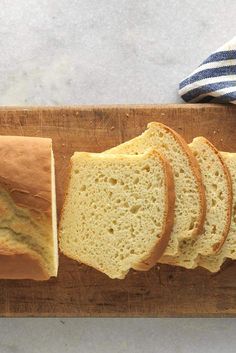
[
  {"x1": 59, "y1": 149, "x2": 175, "y2": 279},
  {"x1": 160, "y1": 137, "x2": 232, "y2": 269},
  {"x1": 105, "y1": 122, "x2": 205, "y2": 257},
  {"x1": 198, "y1": 152, "x2": 236, "y2": 272}
]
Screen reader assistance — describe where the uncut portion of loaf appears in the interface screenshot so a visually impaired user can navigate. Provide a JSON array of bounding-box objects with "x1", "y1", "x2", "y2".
[
  {"x1": 0, "y1": 136, "x2": 58, "y2": 280},
  {"x1": 198, "y1": 152, "x2": 236, "y2": 272},
  {"x1": 105, "y1": 122, "x2": 205, "y2": 257},
  {"x1": 160, "y1": 137, "x2": 232, "y2": 269},
  {"x1": 59, "y1": 149, "x2": 175, "y2": 279}
]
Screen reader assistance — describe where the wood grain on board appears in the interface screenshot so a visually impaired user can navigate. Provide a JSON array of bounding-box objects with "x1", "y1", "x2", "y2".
[{"x1": 0, "y1": 104, "x2": 236, "y2": 317}]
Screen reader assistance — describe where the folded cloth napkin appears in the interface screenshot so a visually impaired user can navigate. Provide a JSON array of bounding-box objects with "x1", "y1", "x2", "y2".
[{"x1": 179, "y1": 37, "x2": 236, "y2": 104}]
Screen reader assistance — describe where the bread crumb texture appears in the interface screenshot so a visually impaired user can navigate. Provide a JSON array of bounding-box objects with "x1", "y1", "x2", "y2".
[{"x1": 60, "y1": 150, "x2": 171, "y2": 279}]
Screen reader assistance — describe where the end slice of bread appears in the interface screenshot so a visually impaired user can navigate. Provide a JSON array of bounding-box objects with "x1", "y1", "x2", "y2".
[
  {"x1": 59, "y1": 149, "x2": 175, "y2": 279},
  {"x1": 198, "y1": 152, "x2": 236, "y2": 272},
  {"x1": 105, "y1": 122, "x2": 205, "y2": 257},
  {"x1": 160, "y1": 137, "x2": 232, "y2": 269}
]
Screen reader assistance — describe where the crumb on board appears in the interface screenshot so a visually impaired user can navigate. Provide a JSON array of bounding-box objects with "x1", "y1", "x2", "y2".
[
  {"x1": 110, "y1": 126, "x2": 115, "y2": 130},
  {"x1": 126, "y1": 113, "x2": 129, "y2": 118}
]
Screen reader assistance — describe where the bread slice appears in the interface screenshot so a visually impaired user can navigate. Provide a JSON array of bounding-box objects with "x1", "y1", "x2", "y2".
[
  {"x1": 105, "y1": 122, "x2": 205, "y2": 257},
  {"x1": 0, "y1": 136, "x2": 58, "y2": 280},
  {"x1": 160, "y1": 137, "x2": 232, "y2": 269},
  {"x1": 198, "y1": 152, "x2": 236, "y2": 272},
  {"x1": 59, "y1": 149, "x2": 175, "y2": 279}
]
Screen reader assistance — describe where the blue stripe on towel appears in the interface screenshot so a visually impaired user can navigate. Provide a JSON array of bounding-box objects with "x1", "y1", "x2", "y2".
[
  {"x1": 210, "y1": 90, "x2": 236, "y2": 103},
  {"x1": 201, "y1": 50, "x2": 236, "y2": 65},
  {"x1": 179, "y1": 65, "x2": 236, "y2": 89},
  {"x1": 181, "y1": 81, "x2": 236, "y2": 102}
]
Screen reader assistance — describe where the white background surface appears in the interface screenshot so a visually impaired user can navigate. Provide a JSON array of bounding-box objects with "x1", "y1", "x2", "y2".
[{"x1": 1, "y1": 1, "x2": 236, "y2": 352}]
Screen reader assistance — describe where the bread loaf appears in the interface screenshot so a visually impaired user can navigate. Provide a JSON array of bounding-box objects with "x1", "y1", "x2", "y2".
[
  {"x1": 0, "y1": 136, "x2": 58, "y2": 280},
  {"x1": 59, "y1": 149, "x2": 175, "y2": 279}
]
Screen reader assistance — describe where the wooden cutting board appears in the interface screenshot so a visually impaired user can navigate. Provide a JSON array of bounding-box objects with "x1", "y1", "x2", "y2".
[{"x1": 0, "y1": 103, "x2": 236, "y2": 317}]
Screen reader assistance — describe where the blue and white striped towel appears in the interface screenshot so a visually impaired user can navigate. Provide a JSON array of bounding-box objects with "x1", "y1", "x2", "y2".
[{"x1": 179, "y1": 37, "x2": 236, "y2": 104}]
